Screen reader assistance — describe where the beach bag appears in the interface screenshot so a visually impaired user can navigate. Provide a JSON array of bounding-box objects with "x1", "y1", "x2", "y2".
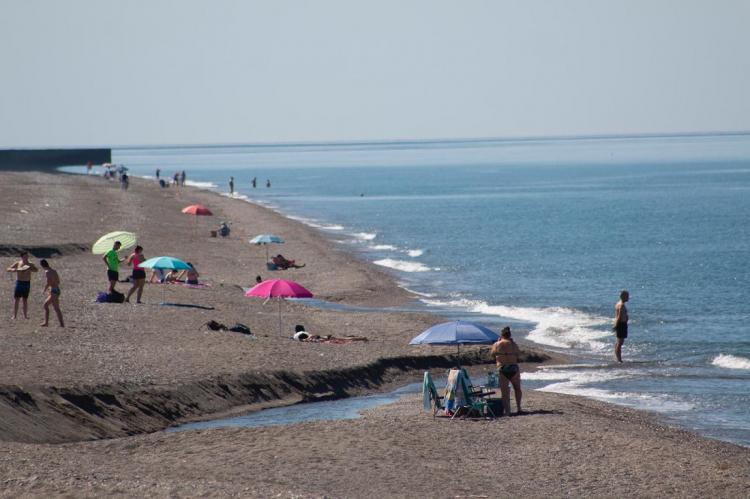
[
  {"x1": 205, "y1": 320, "x2": 228, "y2": 331},
  {"x1": 96, "y1": 291, "x2": 108, "y2": 303},
  {"x1": 228, "y1": 323, "x2": 252, "y2": 335},
  {"x1": 106, "y1": 290, "x2": 125, "y2": 303}
]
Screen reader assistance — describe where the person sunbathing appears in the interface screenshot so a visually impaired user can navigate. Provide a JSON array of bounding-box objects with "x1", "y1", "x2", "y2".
[
  {"x1": 272, "y1": 254, "x2": 305, "y2": 270},
  {"x1": 164, "y1": 269, "x2": 181, "y2": 282},
  {"x1": 177, "y1": 263, "x2": 200, "y2": 285}
]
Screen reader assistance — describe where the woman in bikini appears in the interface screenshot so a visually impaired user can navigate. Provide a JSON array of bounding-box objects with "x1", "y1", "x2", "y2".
[
  {"x1": 490, "y1": 326, "x2": 523, "y2": 415},
  {"x1": 125, "y1": 246, "x2": 146, "y2": 303}
]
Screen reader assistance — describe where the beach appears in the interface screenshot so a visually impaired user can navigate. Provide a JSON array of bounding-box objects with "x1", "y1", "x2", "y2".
[{"x1": 1, "y1": 169, "x2": 748, "y2": 498}]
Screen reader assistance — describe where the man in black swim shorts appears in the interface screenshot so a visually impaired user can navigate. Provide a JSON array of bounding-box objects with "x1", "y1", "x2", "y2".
[
  {"x1": 613, "y1": 290, "x2": 629, "y2": 363},
  {"x1": 490, "y1": 326, "x2": 523, "y2": 415},
  {"x1": 6, "y1": 251, "x2": 38, "y2": 320}
]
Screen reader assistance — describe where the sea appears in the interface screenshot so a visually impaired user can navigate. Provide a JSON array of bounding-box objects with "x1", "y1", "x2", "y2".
[{"x1": 64, "y1": 133, "x2": 750, "y2": 447}]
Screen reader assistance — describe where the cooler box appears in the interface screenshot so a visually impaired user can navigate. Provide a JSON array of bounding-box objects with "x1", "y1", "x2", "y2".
[{"x1": 486, "y1": 398, "x2": 504, "y2": 417}]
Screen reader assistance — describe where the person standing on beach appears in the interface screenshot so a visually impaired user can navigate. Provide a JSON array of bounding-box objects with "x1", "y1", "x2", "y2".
[
  {"x1": 613, "y1": 290, "x2": 630, "y2": 363},
  {"x1": 180, "y1": 170, "x2": 186, "y2": 186},
  {"x1": 6, "y1": 251, "x2": 38, "y2": 319},
  {"x1": 103, "y1": 241, "x2": 123, "y2": 293},
  {"x1": 490, "y1": 326, "x2": 522, "y2": 415},
  {"x1": 155, "y1": 168, "x2": 160, "y2": 180},
  {"x1": 125, "y1": 245, "x2": 146, "y2": 303},
  {"x1": 229, "y1": 176, "x2": 234, "y2": 194},
  {"x1": 39, "y1": 259, "x2": 64, "y2": 327}
]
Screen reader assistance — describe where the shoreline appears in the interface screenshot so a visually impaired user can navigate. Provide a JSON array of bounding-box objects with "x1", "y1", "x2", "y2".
[{"x1": 0, "y1": 168, "x2": 747, "y2": 497}]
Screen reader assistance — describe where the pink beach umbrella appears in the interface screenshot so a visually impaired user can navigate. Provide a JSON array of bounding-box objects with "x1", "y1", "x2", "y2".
[
  {"x1": 181, "y1": 204, "x2": 213, "y2": 216},
  {"x1": 244, "y1": 279, "x2": 313, "y2": 335}
]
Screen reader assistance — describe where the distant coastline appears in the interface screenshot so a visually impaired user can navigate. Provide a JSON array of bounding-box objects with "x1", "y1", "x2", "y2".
[{"x1": 104, "y1": 129, "x2": 750, "y2": 151}]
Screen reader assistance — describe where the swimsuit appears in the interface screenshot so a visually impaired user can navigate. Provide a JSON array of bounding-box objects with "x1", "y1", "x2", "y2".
[
  {"x1": 499, "y1": 364, "x2": 520, "y2": 380},
  {"x1": 615, "y1": 322, "x2": 628, "y2": 339},
  {"x1": 131, "y1": 254, "x2": 146, "y2": 280},
  {"x1": 51, "y1": 287, "x2": 61, "y2": 296},
  {"x1": 14, "y1": 280, "x2": 30, "y2": 299}
]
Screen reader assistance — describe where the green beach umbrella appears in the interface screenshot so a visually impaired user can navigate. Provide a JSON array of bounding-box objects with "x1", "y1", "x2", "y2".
[{"x1": 92, "y1": 231, "x2": 137, "y2": 255}]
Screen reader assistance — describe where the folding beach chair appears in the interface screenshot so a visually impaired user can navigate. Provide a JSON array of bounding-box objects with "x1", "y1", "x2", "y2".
[
  {"x1": 422, "y1": 371, "x2": 445, "y2": 418},
  {"x1": 443, "y1": 368, "x2": 496, "y2": 419},
  {"x1": 457, "y1": 372, "x2": 496, "y2": 419}
]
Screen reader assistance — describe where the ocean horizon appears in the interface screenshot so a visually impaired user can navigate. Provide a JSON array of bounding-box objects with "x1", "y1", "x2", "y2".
[{"x1": 64, "y1": 132, "x2": 750, "y2": 447}]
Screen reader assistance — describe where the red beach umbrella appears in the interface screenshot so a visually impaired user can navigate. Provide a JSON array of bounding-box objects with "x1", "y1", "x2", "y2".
[
  {"x1": 245, "y1": 279, "x2": 313, "y2": 335},
  {"x1": 181, "y1": 204, "x2": 213, "y2": 216}
]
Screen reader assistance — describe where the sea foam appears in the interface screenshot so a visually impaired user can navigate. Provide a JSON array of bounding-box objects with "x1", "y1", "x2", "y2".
[
  {"x1": 370, "y1": 244, "x2": 398, "y2": 251},
  {"x1": 374, "y1": 259, "x2": 432, "y2": 272},
  {"x1": 185, "y1": 180, "x2": 218, "y2": 189},
  {"x1": 353, "y1": 232, "x2": 377, "y2": 241},
  {"x1": 712, "y1": 354, "x2": 750, "y2": 370},
  {"x1": 420, "y1": 297, "x2": 611, "y2": 353},
  {"x1": 532, "y1": 367, "x2": 694, "y2": 412}
]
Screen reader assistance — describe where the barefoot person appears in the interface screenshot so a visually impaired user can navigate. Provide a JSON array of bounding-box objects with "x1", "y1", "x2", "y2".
[
  {"x1": 39, "y1": 259, "x2": 64, "y2": 327},
  {"x1": 125, "y1": 245, "x2": 146, "y2": 303},
  {"x1": 103, "y1": 241, "x2": 124, "y2": 293},
  {"x1": 6, "y1": 251, "x2": 38, "y2": 319},
  {"x1": 491, "y1": 326, "x2": 522, "y2": 415},
  {"x1": 613, "y1": 290, "x2": 630, "y2": 363}
]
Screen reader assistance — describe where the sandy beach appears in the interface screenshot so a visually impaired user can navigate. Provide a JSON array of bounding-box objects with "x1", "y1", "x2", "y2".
[{"x1": 1, "y1": 169, "x2": 748, "y2": 498}]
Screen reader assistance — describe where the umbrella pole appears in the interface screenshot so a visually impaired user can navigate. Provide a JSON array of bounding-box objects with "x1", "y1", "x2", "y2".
[
  {"x1": 278, "y1": 298, "x2": 282, "y2": 336},
  {"x1": 266, "y1": 245, "x2": 269, "y2": 262}
]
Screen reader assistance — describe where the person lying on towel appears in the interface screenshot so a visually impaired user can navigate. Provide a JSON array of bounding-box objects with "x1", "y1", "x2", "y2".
[{"x1": 272, "y1": 254, "x2": 305, "y2": 270}]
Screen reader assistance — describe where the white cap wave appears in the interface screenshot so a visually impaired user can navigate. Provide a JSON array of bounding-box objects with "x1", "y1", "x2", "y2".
[
  {"x1": 712, "y1": 354, "x2": 750, "y2": 370},
  {"x1": 420, "y1": 297, "x2": 611, "y2": 353},
  {"x1": 529, "y1": 367, "x2": 693, "y2": 412},
  {"x1": 374, "y1": 258, "x2": 433, "y2": 272}
]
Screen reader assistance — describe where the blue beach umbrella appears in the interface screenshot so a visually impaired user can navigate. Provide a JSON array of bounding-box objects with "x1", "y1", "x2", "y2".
[
  {"x1": 409, "y1": 320, "x2": 500, "y2": 355},
  {"x1": 139, "y1": 256, "x2": 192, "y2": 270},
  {"x1": 139, "y1": 256, "x2": 193, "y2": 305},
  {"x1": 249, "y1": 234, "x2": 285, "y2": 261}
]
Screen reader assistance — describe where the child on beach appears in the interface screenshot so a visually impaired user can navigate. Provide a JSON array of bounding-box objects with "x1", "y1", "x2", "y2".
[
  {"x1": 39, "y1": 259, "x2": 64, "y2": 327},
  {"x1": 6, "y1": 251, "x2": 38, "y2": 319}
]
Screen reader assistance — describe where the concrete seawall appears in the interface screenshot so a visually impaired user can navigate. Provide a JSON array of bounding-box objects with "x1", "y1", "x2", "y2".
[{"x1": 0, "y1": 148, "x2": 111, "y2": 170}]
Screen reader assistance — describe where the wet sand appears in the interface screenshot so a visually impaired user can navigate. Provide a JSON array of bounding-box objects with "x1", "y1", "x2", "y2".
[{"x1": 0, "y1": 170, "x2": 748, "y2": 497}]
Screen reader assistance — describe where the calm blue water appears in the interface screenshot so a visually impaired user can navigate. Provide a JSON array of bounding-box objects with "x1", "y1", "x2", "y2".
[{"x1": 67, "y1": 134, "x2": 750, "y2": 446}]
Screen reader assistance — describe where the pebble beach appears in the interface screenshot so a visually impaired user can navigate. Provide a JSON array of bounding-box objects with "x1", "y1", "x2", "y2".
[{"x1": 0, "y1": 168, "x2": 748, "y2": 498}]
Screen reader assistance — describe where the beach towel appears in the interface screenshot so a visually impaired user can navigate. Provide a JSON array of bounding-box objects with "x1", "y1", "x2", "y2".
[
  {"x1": 444, "y1": 369, "x2": 469, "y2": 412},
  {"x1": 422, "y1": 372, "x2": 441, "y2": 412}
]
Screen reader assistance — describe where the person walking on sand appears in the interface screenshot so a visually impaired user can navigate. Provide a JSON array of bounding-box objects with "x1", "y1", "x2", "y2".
[
  {"x1": 491, "y1": 326, "x2": 523, "y2": 415},
  {"x1": 613, "y1": 290, "x2": 630, "y2": 363},
  {"x1": 125, "y1": 245, "x2": 146, "y2": 303},
  {"x1": 6, "y1": 251, "x2": 38, "y2": 319},
  {"x1": 229, "y1": 176, "x2": 235, "y2": 194},
  {"x1": 103, "y1": 241, "x2": 124, "y2": 293},
  {"x1": 39, "y1": 259, "x2": 64, "y2": 327}
]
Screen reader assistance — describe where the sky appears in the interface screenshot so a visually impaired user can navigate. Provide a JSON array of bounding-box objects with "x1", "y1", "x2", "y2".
[{"x1": 2, "y1": 1, "x2": 749, "y2": 148}]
